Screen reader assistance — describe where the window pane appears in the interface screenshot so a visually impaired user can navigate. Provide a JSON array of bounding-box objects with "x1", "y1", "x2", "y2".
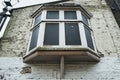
[
  {"x1": 84, "y1": 26, "x2": 94, "y2": 50},
  {"x1": 0, "y1": 16, "x2": 3, "y2": 23},
  {"x1": 29, "y1": 26, "x2": 39, "y2": 51},
  {"x1": 82, "y1": 14, "x2": 89, "y2": 26},
  {"x1": 34, "y1": 14, "x2": 41, "y2": 26},
  {"x1": 64, "y1": 11, "x2": 77, "y2": 19},
  {"x1": 46, "y1": 11, "x2": 59, "y2": 19},
  {"x1": 65, "y1": 23, "x2": 81, "y2": 45},
  {"x1": 0, "y1": 17, "x2": 7, "y2": 31},
  {"x1": 44, "y1": 23, "x2": 59, "y2": 45}
]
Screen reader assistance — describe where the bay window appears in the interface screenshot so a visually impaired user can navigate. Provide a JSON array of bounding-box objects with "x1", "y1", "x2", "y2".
[
  {"x1": 29, "y1": 10, "x2": 95, "y2": 50},
  {"x1": 24, "y1": 5, "x2": 100, "y2": 63}
]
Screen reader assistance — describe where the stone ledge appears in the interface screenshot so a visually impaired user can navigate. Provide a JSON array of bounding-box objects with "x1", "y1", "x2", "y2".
[{"x1": 23, "y1": 46, "x2": 100, "y2": 63}]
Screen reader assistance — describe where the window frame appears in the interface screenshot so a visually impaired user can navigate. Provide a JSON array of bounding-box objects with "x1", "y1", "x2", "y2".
[{"x1": 27, "y1": 9, "x2": 97, "y2": 54}]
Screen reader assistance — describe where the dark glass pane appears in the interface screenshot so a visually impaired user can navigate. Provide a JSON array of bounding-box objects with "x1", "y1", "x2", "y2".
[
  {"x1": 44, "y1": 23, "x2": 59, "y2": 45},
  {"x1": 84, "y1": 26, "x2": 94, "y2": 50},
  {"x1": 46, "y1": 11, "x2": 59, "y2": 19},
  {"x1": 82, "y1": 14, "x2": 89, "y2": 26},
  {"x1": 34, "y1": 14, "x2": 41, "y2": 26},
  {"x1": 65, "y1": 23, "x2": 81, "y2": 45},
  {"x1": 0, "y1": 16, "x2": 3, "y2": 23},
  {"x1": 64, "y1": 11, "x2": 77, "y2": 19},
  {"x1": 29, "y1": 26, "x2": 39, "y2": 51},
  {"x1": 0, "y1": 17, "x2": 7, "y2": 31}
]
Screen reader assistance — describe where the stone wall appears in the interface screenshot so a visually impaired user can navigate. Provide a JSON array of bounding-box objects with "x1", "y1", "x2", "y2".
[
  {"x1": 0, "y1": 0, "x2": 120, "y2": 79},
  {"x1": 0, "y1": 57, "x2": 120, "y2": 80},
  {"x1": 0, "y1": 5, "x2": 40, "y2": 57}
]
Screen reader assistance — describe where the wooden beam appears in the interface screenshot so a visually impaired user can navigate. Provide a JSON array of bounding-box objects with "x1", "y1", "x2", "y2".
[{"x1": 60, "y1": 56, "x2": 64, "y2": 79}]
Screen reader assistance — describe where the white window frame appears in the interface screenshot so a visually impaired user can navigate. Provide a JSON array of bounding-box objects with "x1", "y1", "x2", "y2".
[{"x1": 26, "y1": 10, "x2": 97, "y2": 54}]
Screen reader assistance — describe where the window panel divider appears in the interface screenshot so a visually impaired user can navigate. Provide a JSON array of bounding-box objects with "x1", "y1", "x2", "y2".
[
  {"x1": 60, "y1": 10, "x2": 64, "y2": 20},
  {"x1": 38, "y1": 23, "x2": 46, "y2": 46},
  {"x1": 42, "y1": 20, "x2": 82, "y2": 22},
  {"x1": 79, "y1": 23, "x2": 88, "y2": 47},
  {"x1": 77, "y1": 10, "x2": 82, "y2": 20},
  {"x1": 60, "y1": 22, "x2": 65, "y2": 47},
  {"x1": 42, "y1": 10, "x2": 47, "y2": 20}
]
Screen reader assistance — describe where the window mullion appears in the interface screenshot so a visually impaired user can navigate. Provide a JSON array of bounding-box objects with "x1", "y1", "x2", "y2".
[
  {"x1": 60, "y1": 22, "x2": 65, "y2": 47},
  {"x1": 79, "y1": 23, "x2": 87, "y2": 47},
  {"x1": 60, "y1": 10, "x2": 64, "y2": 20},
  {"x1": 38, "y1": 23, "x2": 45, "y2": 46},
  {"x1": 77, "y1": 10, "x2": 82, "y2": 20},
  {"x1": 42, "y1": 10, "x2": 47, "y2": 20},
  {"x1": 59, "y1": 10, "x2": 65, "y2": 47}
]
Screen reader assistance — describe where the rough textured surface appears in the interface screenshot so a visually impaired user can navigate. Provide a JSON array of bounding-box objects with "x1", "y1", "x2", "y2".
[
  {"x1": 0, "y1": 57, "x2": 120, "y2": 80},
  {"x1": 0, "y1": 0, "x2": 120, "y2": 79},
  {"x1": 74, "y1": 0, "x2": 120, "y2": 56},
  {"x1": 0, "y1": 5, "x2": 40, "y2": 57},
  {"x1": 105, "y1": 0, "x2": 120, "y2": 27}
]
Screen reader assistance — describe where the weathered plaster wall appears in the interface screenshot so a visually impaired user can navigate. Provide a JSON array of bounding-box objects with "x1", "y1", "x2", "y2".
[
  {"x1": 74, "y1": 0, "x2": 120, "y2": 56},
  {"x1": 0, "y1": 57, "x2": 120, "y2": 80},
  {"x1": 0, "y1": 5, "x2": 40, "y2": 57},
  {"x1": 0, "y1": 0, "x2": 120, "y2": 80}
]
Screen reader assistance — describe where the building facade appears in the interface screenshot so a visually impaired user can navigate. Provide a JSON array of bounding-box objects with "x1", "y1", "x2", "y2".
[{"x1": 0, "y1": 0, "x2": 120, "y2": 80}]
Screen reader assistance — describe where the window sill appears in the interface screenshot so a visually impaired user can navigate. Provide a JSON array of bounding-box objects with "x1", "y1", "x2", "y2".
[{"x1": 23, "y1": 46, "x2": 100, "y2": 63}]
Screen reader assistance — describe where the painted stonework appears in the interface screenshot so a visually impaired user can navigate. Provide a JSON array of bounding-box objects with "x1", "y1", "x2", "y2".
[{"x1": 0, "y1": 0, "x2": 120, "y2": 79}]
